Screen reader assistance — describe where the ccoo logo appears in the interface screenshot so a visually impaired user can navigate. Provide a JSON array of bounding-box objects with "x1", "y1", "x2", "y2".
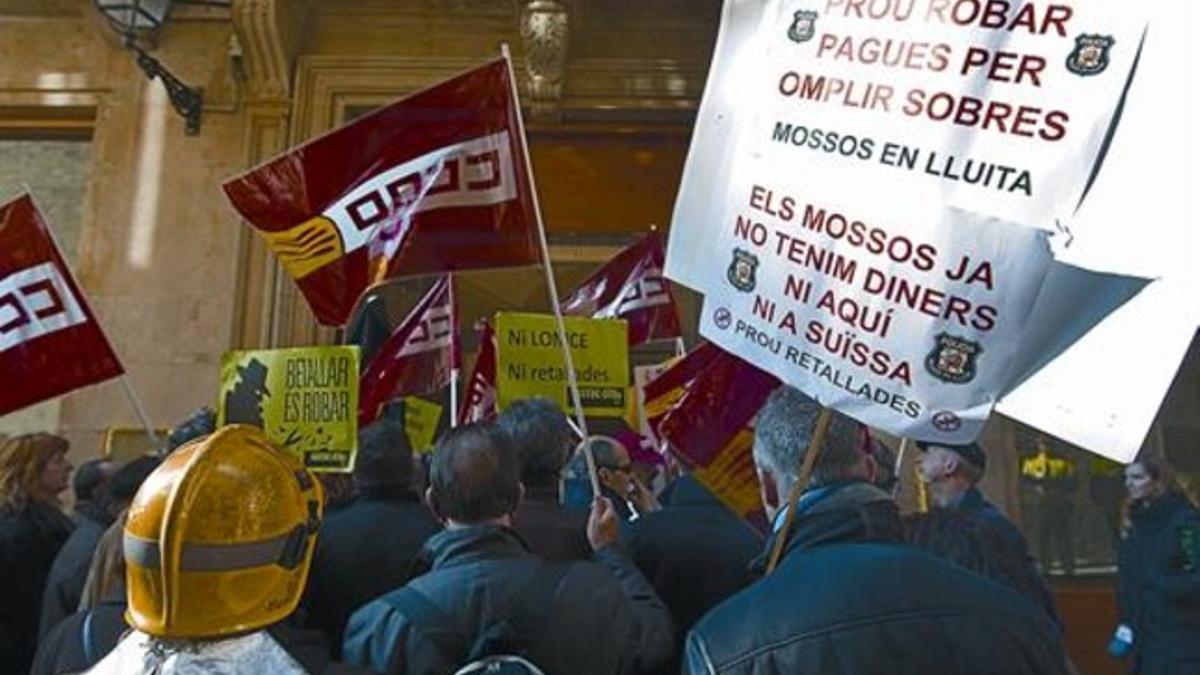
[{"x1": 0, "y1": 262, "x2": 88, "y2": 353}]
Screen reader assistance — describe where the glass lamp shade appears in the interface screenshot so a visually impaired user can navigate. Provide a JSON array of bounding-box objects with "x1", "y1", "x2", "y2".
[{"x1": 93, "y1": 0, "x2": 172, "y2": 34}]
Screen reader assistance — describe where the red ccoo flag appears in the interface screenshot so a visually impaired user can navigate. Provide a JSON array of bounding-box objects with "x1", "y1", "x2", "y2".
[
  {"x1": 0, "y1": 194, "x2": 124, "y2": 415},
  {"x1": 562, "y1": 231, "x2": 680, "y2": 346},
  {"x1": 359, "y1": 275, "x2": 459, "y2": 425},
  {"x1": 223, "y1": 57, "x2": 540, "y2": 326},
  {"x1": 457, "y1": 319, "x2": 498, "y2": 426},
  {"x1": 646, "y1": 341, "x2": 779, "y2": 531}
]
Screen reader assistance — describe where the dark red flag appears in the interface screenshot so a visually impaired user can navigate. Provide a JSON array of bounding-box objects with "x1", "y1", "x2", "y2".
[
  {"x1": 358, "y1": 275, "x2": 458, "y2": 425},
  {"x1": 223, "y1": 57, "x2": 541, "y2": 326},
  {"x1": 562, "y1": 231, "x2": 681, "y2": 346},
  {"x1": 457, "y1": 320, "x2": 498, "y2": 426},
  {"x1": 647, "y1": 341, "x2": 779, "y2": 530},
  {"x1": 0, "y1": 194, "x2": 124, "y2": 415}
]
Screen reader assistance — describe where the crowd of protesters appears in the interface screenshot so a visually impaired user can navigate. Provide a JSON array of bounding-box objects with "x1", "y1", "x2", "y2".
[{"x1": 0, "y1": 390, "x2": 1197, "y2": 674}]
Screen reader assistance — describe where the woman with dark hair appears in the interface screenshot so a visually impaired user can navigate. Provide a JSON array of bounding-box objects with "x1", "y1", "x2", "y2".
[
  {"x1": 1112, "y1": 457, "x2": 1200, "y2": 673},
  {"x1": 0, "y1": 433, "x2": 75, "y2": 674}
]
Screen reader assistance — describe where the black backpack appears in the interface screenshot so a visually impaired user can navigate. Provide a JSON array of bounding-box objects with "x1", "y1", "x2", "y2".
[{"x1": 386, "y1": 563, "x2": 568, "y2": 675}]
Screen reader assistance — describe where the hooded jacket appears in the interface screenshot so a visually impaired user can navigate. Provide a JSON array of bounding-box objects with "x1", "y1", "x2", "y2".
[
  {"x1": 343, "y1": 525, "x2": 673, "y2": 675},
  {"x1": 1117, "y1": 491, "x2": 1200, "y2": 674},
  {"x1": 685, "y1": 481, "x2": 1068, "y2": 675}
]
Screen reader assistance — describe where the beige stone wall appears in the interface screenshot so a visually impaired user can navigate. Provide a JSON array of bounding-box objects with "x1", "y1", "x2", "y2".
[{"x1": 0, "y1": 5, "x2": 247, "y2": 466}]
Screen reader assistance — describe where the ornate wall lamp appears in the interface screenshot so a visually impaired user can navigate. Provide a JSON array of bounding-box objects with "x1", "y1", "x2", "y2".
[{"x1": 93, "y1": 0, "x2": 230, "y2": 135}]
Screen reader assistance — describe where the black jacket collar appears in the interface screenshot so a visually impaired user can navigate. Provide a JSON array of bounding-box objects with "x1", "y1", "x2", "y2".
[
  {"x1": 1132, "y1": 491, "x2": 1193, "y2": 531},
  {"x1": 423, "y1": 524, "x2": 532, "y2": 570},
  {"x1": 752, "y1": 481, "x2": 902, "y2": 575},
  {"x1": 354, "y1": 484, "x2": 420, "y2": 502}
]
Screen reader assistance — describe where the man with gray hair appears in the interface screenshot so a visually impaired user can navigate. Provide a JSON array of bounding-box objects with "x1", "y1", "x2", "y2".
[{"x1": 684, "y1": 386, "x2": 1069, "y2": 674}]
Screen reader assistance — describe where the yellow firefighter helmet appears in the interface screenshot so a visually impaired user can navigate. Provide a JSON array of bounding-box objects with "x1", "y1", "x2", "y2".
[{"x1": 124, "y1": 425, "x2": 323, "y2": 638}]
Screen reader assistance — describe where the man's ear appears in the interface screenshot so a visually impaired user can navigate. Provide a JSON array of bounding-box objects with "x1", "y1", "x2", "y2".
[
  {"x1": 943, "y1": 454, "x2": 961, "y2": 479},
  {"x1": 757, "y1": 467, "x2": 780, "y2": 512},
  {"x1": 863, "y1": 454, "x2": 880, "y2": 483},
  {"x1": 425, "y1": 486, "x2": 445, "y2": 523}
]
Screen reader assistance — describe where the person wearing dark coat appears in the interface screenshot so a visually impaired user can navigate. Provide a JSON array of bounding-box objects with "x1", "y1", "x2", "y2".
[
  {"x1": 32, "y1": 513, "x2": 129, "y2": 675},
  {"x1": 0, "y1": 433, "x2": 75, "y2": 675},
  {"x1": 623, "y1": 474, "x2": 762, "y2": 675},
  {"x1": 39, "y1": 455, "x2": 161, "y2": 639},
  {"x1": 685, "y1": 387, "x2": 1068, "y2": 675},
  {"x1": 37, "y1": 511, "x2": 108, "y2": 641},
  {"x1": 496, "y1": 398, "x2": 590, "y2": 561},
  {"x1": 304, "y1": 420, "x2": 442, "y2": 658},
  {"x1": 343, "y1": 424, "x2": 674, "y2": 675},
  {"x1": 917, "y1": 439, "x2": 1063, "y2": 629},
  {"x1": 32, "y1": 590, "x2": 128, "y2": 675},
  {"x1": 1114, "y1": 458, "x2": 1200, "y2": 674}
]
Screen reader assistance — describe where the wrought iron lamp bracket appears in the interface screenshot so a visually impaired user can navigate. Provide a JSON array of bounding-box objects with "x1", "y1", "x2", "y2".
[{"x1": 127, "y1": 38, "x2": 203, "y2": 135}]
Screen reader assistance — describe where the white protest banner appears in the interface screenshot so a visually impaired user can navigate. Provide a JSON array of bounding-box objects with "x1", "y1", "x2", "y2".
[
  {"x1": 668, "y1": 1, "x2": 1147, "y2": 296},
  {"x1": 698, "y1": 201, "x2": 1051, "y2": 442},
  {"x1": 667, "y1": 0, "x2": 1152, "y2": 444}
]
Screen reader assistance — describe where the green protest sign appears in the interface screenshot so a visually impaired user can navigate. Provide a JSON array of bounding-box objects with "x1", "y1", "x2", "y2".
[{"x1": 218, "y1": 346, "x2": 360, "y2": 472}]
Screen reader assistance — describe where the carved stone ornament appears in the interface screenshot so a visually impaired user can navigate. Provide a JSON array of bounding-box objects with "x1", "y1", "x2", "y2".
[
  {"x1": 518, "y1": 0, "x2": 569, "y2": 120},
  {"x1": 232, "y1": 0, "x2": 309, "y2": 101}
]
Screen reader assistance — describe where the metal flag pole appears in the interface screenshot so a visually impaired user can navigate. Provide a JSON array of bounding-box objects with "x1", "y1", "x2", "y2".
[
  {"x1": 500, "y1": 43, "x2": 600, "y2": 498},
  {"x1": 448, "y1": 272, "x2": 460, "y2": 428},
  {"x1": 118, "y1": 375, "x2": 161, "y2": 450},
  {"x1": 449, "y1": 370, "x2": 460, "y2": 429}
]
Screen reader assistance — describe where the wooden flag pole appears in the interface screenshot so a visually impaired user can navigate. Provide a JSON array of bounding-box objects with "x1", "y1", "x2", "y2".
[
  {"x1": 501, "y1": 43, "x2": 600, "y2": 498},
  {"x1": 118, "y1": 375, "x2": 161, "y2": 450},
  {"x1": 892, "y1": 438, "x2": 910, "y2": 499},
  {"x1": 765, "y1": 407, "x2": 833, "y2": 575}
]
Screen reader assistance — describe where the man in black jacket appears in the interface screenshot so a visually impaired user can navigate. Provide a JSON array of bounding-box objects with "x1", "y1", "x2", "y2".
[
  {"x1": 496, "y1": 398, "x2": 590, "y2": 561},
  {"x1": 305, "y1": 419, "x2": 442, "y2": 657},
  {"x1": 623, "y1": 474, "x2": 761, "y2": 675},
  {"x1": 343, "y1": 423, "x2": 674, "y2": 675},
  {"x1": 685, "y1": 387, "x2": 1069, "y2": 675},
  {"x1": 917, "y1": 439, "x2": 1063, "y2": 628}
]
